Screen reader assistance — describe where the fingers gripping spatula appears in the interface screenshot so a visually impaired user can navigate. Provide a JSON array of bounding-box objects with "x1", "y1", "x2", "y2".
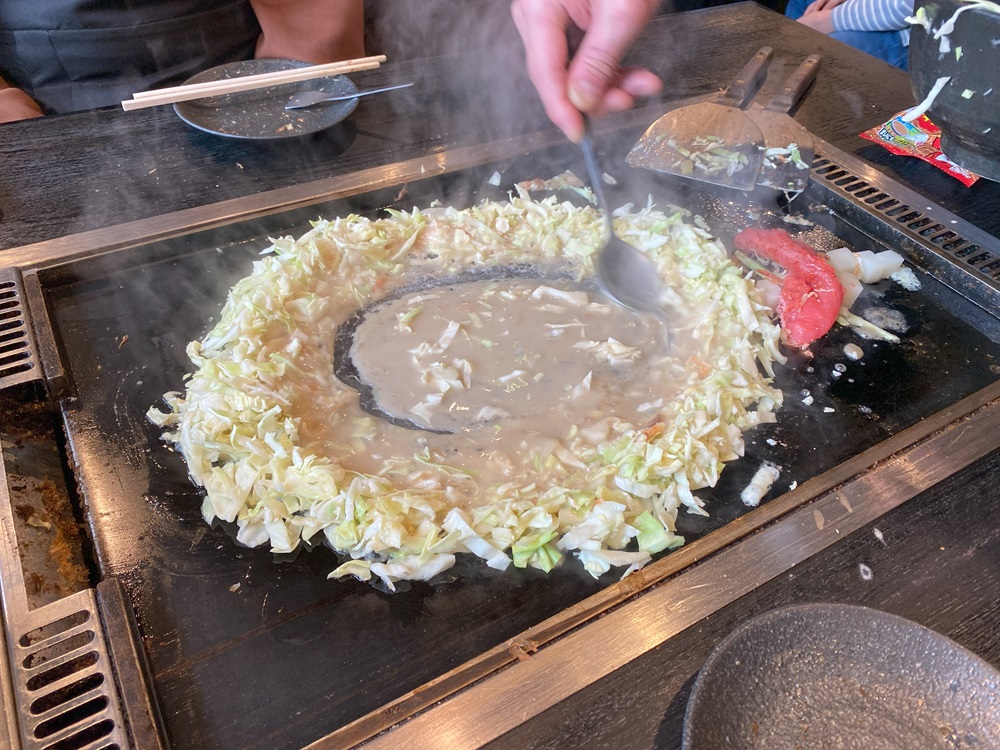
[
  {"x1": 626, "y1": 47, "x2": 774, "y2": 191},
  {"x1": 746, "y1": 54, "x2": 822, "y2": 192}
]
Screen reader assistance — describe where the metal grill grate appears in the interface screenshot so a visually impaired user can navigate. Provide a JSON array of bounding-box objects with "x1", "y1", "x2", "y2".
[
  {"x1": 0, "y1": 269, "x2": 42, "y2": 389},
  {"x1": 13, "y1": 598, "x2": 123, "y2": 750},
  {"x1": 806, "y1": 149, "x2": 1000, "y2": 318},
  {"x1": 1, "y1": 455, "x2": 129, "y2": 749},
  {"x1": 812, "y1": 155, "x2": 1000, "y2": 285}
]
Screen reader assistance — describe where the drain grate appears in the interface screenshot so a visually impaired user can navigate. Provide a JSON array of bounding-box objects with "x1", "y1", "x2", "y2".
[
  {"x1": 1, "y1": 448, "x2": 130, "y2": 750},
  {"x1": 1, "y1": 594, "x2": 129, "y2": 750},
  {"x1": 11, "y1": 595, "x2": 125, "y2": 750},
  {"x1": 812, "y1": 156, "x2": 1000, "y2": 281},
  {"x1": 0, "y1": 268, "x2": 42, "y2": 389},
  {"x1": 810, "y1": 149, "x2": 1000, "y2": 314}
]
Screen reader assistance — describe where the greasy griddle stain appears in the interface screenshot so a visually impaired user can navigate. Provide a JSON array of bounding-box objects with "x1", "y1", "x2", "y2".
[
  {"x1": 2, "y1": 387, "x2": 93, "y2": 604},
  {"x1": 14, "y1": 503, "x2": 35, "y2": 523},
  {"x1": 9, "y1": 477, "x2": 90, "y2": 600}
]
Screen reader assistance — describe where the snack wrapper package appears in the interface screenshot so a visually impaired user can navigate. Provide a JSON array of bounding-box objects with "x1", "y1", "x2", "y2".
[{"x1": 860, "y1": 112, "x2": 981, "y2": 187}]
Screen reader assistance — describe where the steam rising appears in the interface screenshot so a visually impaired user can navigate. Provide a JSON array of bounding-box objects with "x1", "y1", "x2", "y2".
[
  {"x1": 366, "y1": 1, "x2": 551, "y2": 143},
  {"x1": 61, "y1": 1, "x2": 705, "y2": 417}
]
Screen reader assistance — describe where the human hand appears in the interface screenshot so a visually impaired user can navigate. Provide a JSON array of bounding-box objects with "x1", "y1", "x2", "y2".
[
  {"x1": 797, "y1": 7, "x2": 836, "y2": 34},
  {"x1": 511, "y1": 0, "x2": 662, "y2": 143}
]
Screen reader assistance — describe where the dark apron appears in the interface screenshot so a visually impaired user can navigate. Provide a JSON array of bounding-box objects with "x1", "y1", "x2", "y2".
[{"x1": 0, "y1": 0, "x2": 260, "y2": 114}]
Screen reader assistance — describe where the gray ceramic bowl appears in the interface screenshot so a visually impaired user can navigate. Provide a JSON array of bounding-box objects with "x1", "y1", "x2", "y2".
[
  {"x1": 682, "y1": 603, "x2": 1000, "y2": 749},
  {"x1": 909, "y1": 0, "x2": 1000, "y2": 181}
]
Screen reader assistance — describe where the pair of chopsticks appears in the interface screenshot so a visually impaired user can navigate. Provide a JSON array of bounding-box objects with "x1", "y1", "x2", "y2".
[{"x1": 121, "y1": 54, "x2": 386, "y2": 111}]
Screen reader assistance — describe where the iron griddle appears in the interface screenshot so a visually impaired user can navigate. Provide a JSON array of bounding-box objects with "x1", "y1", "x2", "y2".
[{"x1": 31, "y1": 131, "x2": 1000, "y2": 750}]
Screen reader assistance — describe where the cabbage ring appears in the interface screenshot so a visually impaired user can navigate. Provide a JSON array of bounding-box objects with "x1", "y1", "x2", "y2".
[{"x1": 150, "y1": 195, "x2": 784, "y2": 589}]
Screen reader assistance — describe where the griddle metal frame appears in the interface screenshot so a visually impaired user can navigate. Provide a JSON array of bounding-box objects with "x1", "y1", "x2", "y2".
[
  {"x1": 0, "y1": 116, "x2": 998, "y2": 749},
  {"x1": 807, "y1": 151, "x2": 1000, "y2": 312}
]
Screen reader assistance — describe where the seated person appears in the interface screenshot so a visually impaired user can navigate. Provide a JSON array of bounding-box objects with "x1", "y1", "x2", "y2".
[
  {"x1": 787, "y1": 0, "x2": 912, "y2": 70},
  {"x1": 2, "y1": 0, "x2": 664, "y2": 147},
  {"x1": 0, "y1": 0, "x2": 364, "y2": 123}
]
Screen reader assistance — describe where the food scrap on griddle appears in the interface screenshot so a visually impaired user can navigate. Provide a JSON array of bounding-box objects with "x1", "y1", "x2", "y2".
[{"x1": 515, "y1": 170, "x2": 596, "y2": 203}]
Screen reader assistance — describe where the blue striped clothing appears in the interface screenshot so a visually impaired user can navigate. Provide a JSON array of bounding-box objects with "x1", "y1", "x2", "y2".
[{"x1": 831, "y1": 0, "x2": 914, "y2": 44}]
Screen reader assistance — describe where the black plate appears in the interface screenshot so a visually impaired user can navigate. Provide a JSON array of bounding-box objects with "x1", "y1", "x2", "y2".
[
  {"x1": 173, "y1": 59, "x2": 358, "y2": 140},
  {"x1": 683, "y1": 603, "x2": 1000, "y2": 749}
]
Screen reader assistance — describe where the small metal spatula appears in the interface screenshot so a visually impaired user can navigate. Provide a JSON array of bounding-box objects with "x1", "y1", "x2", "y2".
[
  {"x1": 746, "y1": 54, "x2": 822, "y2": 192},
  {"x1": 285, "y1": 82, "x2": 413, "y2": 110},
  {"x1": 626, "y1": 47, "x2": 774, "y2": 191}
]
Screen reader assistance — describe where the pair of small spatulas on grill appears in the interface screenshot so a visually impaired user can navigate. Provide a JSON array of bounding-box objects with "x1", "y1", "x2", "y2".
[{"x1": 627, "y1": 48, "x2": 821, "y2": 192}]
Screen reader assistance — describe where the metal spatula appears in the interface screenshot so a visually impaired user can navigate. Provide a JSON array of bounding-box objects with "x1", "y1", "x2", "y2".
[
  {"x1": 746, "y1": 54, "x2": 821, "y2": 192},
  {"x1": 626, "y1": 47, "x2": 773, "y2": 191}
]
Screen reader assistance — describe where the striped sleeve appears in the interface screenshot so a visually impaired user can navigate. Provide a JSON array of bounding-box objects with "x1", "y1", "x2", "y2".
[{"x1": 831, "y1": 0, "x2": 914, "y2": 32}]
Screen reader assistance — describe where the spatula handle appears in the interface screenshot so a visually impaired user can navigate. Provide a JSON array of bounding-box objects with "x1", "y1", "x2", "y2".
[
  {"x1": 720, "y1": 46, "x2": 774, "y2": 108},
  {"x1": 767, "y1": 54, "x2": 822, "y2": 114}
]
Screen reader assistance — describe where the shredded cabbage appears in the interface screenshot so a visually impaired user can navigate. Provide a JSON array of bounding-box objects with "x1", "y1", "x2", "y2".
[
  {"x1": 903, "y1": 76, "x2": 951, "y2": 123},
  {"x1": 148, "y1": 195, "x2": 784, "y2": 587}
]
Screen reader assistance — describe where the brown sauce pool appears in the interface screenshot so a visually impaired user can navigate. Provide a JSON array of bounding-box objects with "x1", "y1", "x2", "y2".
[{"x1": 300, "y1": 278, "x2": 690, "y2": 501}]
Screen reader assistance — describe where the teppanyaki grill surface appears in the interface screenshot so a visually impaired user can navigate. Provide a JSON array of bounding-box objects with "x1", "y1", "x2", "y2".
[{"x1": 40, "y1": 136, "x2": 1000, "y2": 750}]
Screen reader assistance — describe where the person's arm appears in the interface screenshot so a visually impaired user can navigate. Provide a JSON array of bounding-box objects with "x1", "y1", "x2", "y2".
[
  {"x1": 831, "y1": 0, "x2": 913, "y2": 32},
  {"x1": 0, "y1": 76, "x2": 43, "y2": 124},
  {"x1": 250, "y1": 0, "x2": 365, "y2": 63},
  {"x1": 511, "y1": 0, "x2": 662, "y2": 143},
  {"x1": 799, "y1": 0, "x2": 912, "y2": 34}
]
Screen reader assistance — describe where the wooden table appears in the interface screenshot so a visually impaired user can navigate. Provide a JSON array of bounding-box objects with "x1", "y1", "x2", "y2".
[
  {"x1": 487, "y1": 448, "x2": 1000, "y2": 749},
  {"x1": 0, "y1": 4, "x2": 998, "y2": 749}
]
